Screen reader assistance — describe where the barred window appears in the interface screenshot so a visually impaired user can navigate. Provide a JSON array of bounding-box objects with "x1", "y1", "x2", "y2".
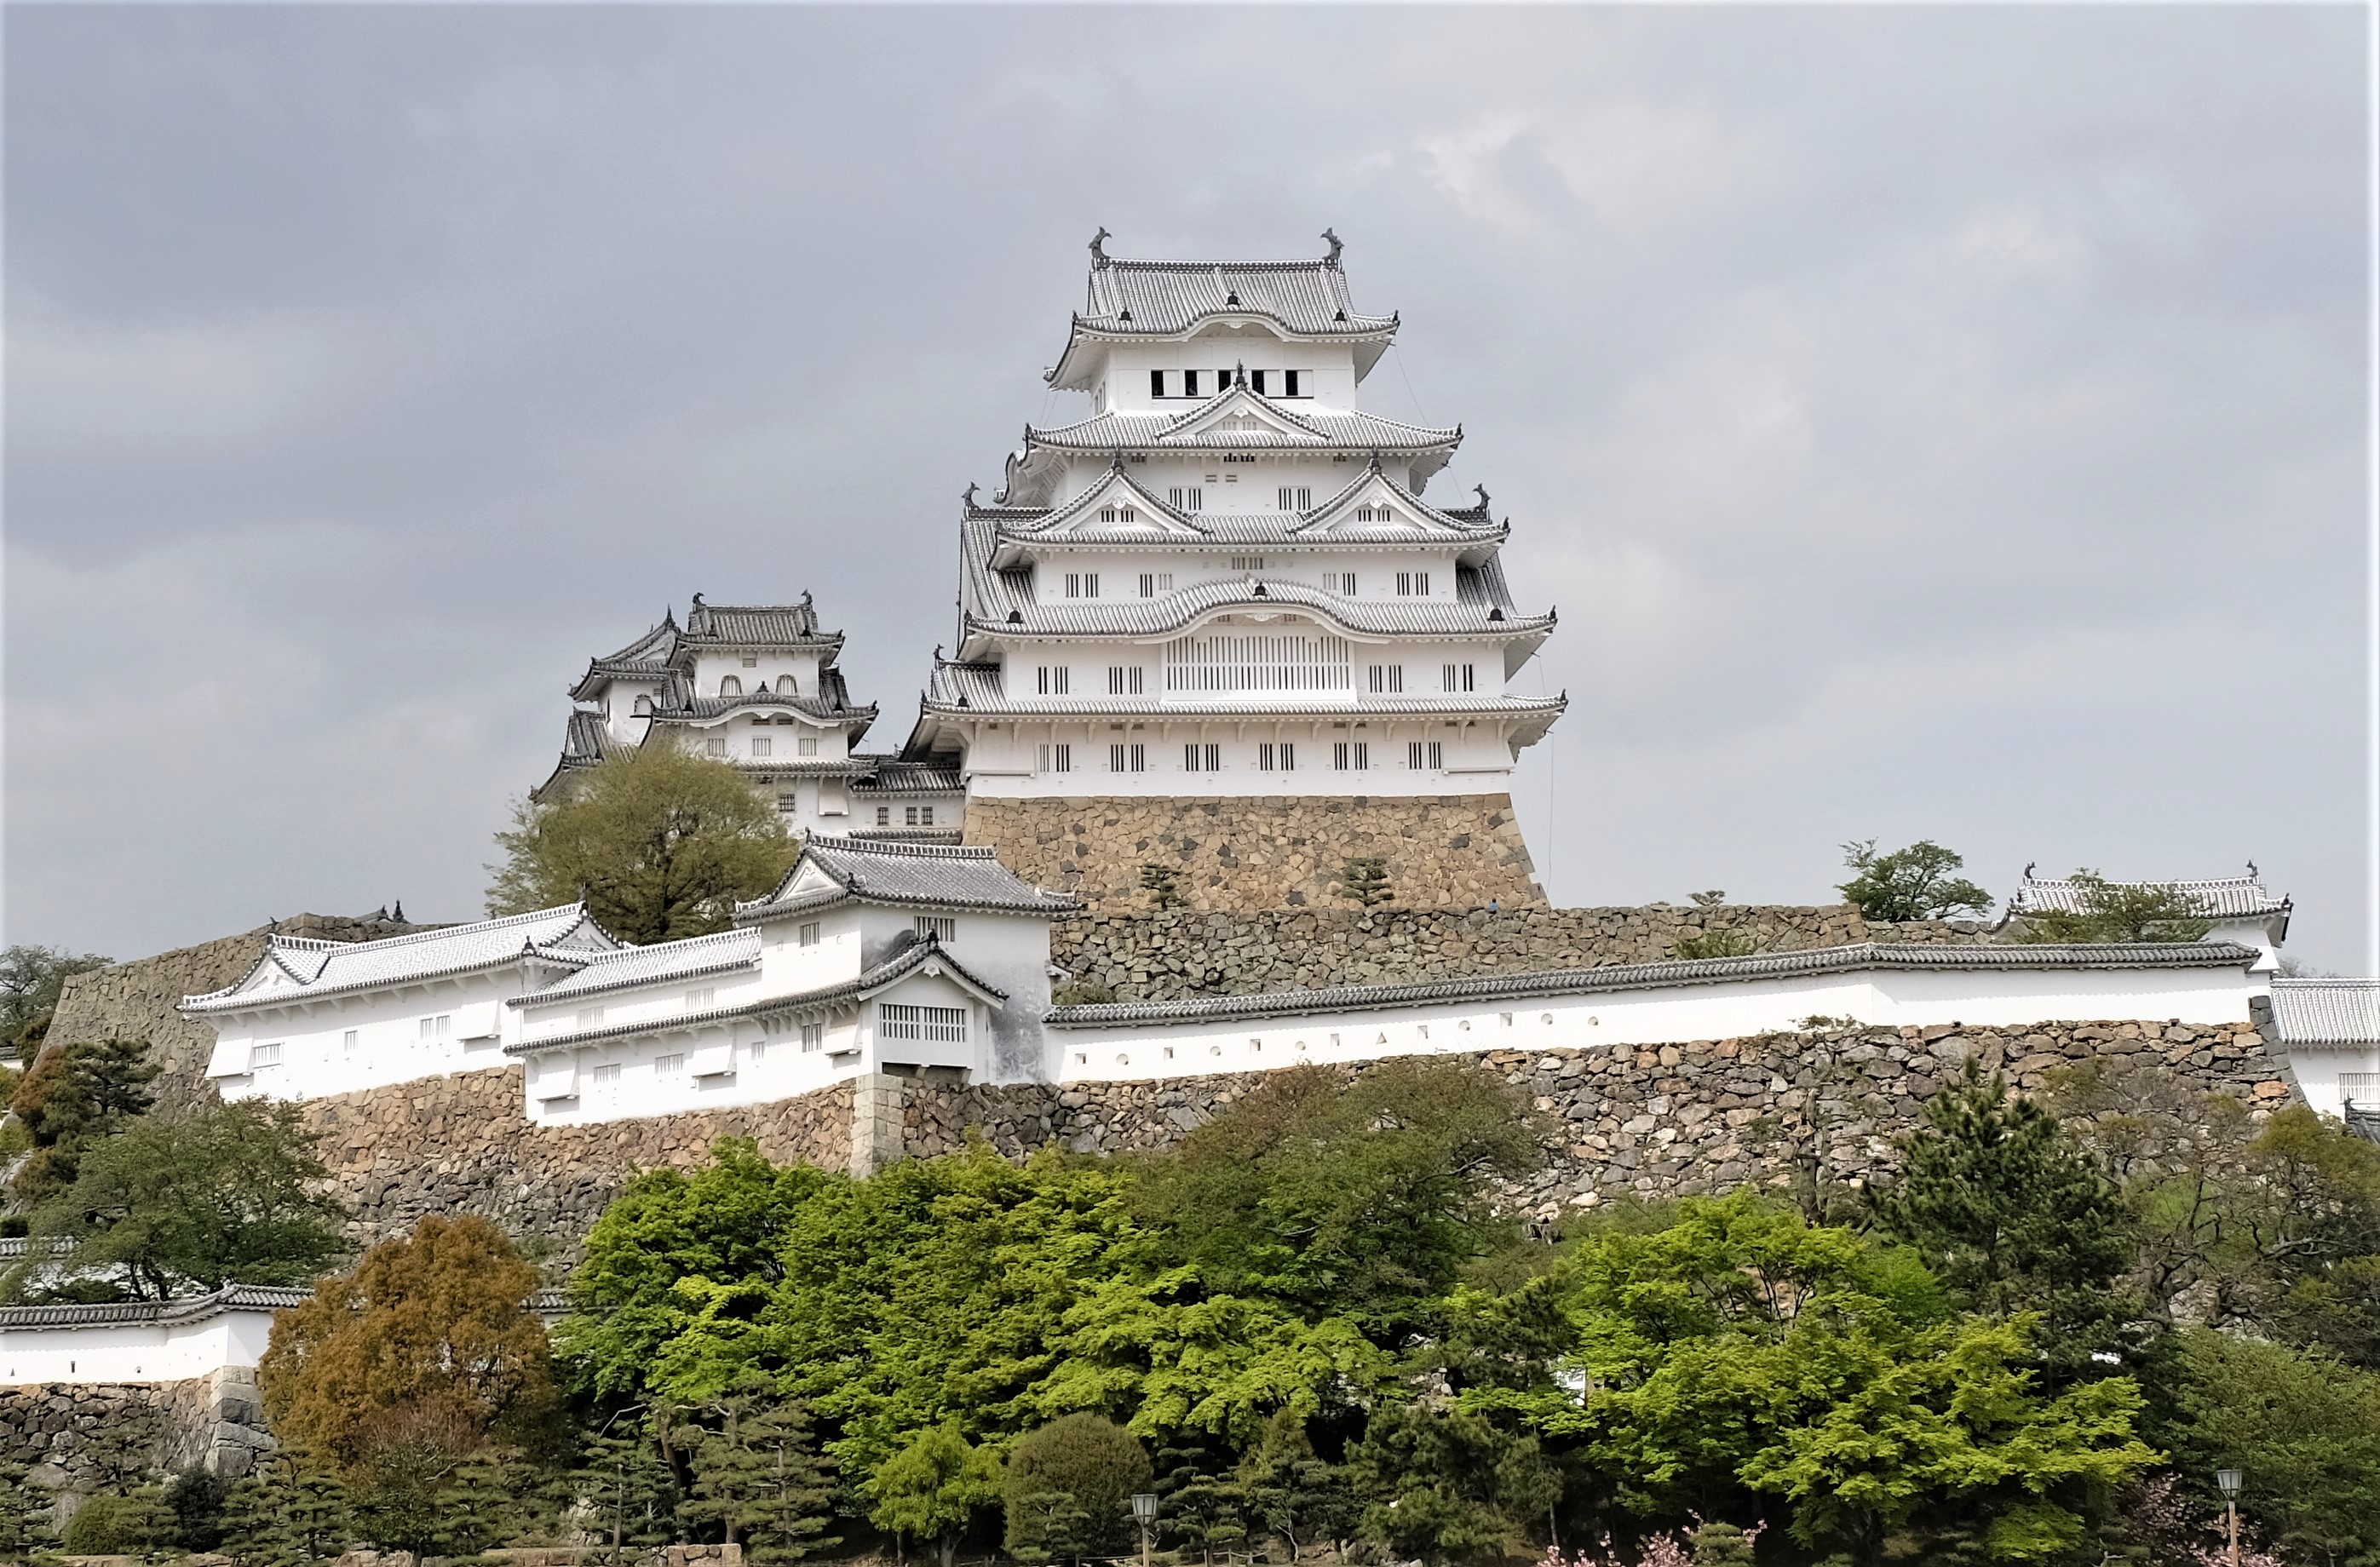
[
  {"x1": 686, "y1": 987, "x2": 716, "y2": 1011},
  {"x1": 1037, "y1": 743, "x2": 1072, "y2": 773},
  {"x1": 880, "y1": 1004, "x2": 968, "y2": 1043},
  {"x1": 705, "y1": 737, "x2": 727, "y2": 757},
  {"x1": 1107, "y1": 666, "x2": 1145, "y2": 695},
  {"x1": 775, "y1": 674, "x2": 797, "y2": 694},
  {"x1": 799, "y1": 921, "x2": 820, "y2": 948},
  {"x1": 1184, "y1": 743, "x2": 1222, "y2": 772},
  {"x1": 1258, "y1": 742, "x2": 1296, "y2": 772},
  {"x1": 1275, "y1": 486, "x2": 1312, "y2": 510},
  {"x1": 915, "y1": 916, "x2": 957, "y2": 943},
  {"x1": 1064, "y1": 572, "x2": 1101, "y2": 598},
  {"x1": 750, "y1": 737, "x2": 773, "y2": 757},
  {"x1": 798, "y1": 738, "x2": 820, "y2": 756},
  {"x1": 1443, "y1": 663, "x2": 1476, "y2": 693},
  {"x1": 1110, "y1": 743, "x2": 1146, "y2": 773},
  {"x1": 591, "y1": 1064, "x2": 621, "y2": 1087},
  {"x1": 1407, "y1": 741, "x2": 1444, "y2": 769},
  {"x1": 1324, "y1": 571, "x2": 1357, "y2": 594},
  {"x1": 342, "y1": 1030, "x2": 358, "y2": 1055},
  {"x1": 719, "y1": 675, "x2": 743, "y2": 697},
  {"x1": 801, "y1": 1022, "x2": 825, "y2": 1051},
  {"x1": 1230, "y1": 555, "x2": 1267, "y2": 571},
  {"x1": 1367, "y1": 664, "x2": 1404, "y2": 694},
  {"x1": 1165, "y1": 629, "x2": 1349, "y2": 694},
  {"x1": 1038, "y1": 666, "x2": 1070, "y2": 696},
  {"x1": 655, "y1": 1054, "x2": 684, "y2": 1077},
  {"x1": 1394, "y1": 571, "x2": 1430, "y2": 596},
  {"x1": 1334, "y1": 741, "x2": 1370, "y2": 772},
  {"x1": 249, "y1": 1042, "x2": 282, "y2": 1070},
  {"x1": 1140, "y1": 571, "x2": 1175, "y2": 597}
]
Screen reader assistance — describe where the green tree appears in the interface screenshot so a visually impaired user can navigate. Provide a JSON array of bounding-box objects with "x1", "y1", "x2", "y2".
[
  {"x1": 679, "y1": 1380, "x2": 840, "y2": 1561},
  {"x1": 1135, "y1": 1059, "x2": 1542, "y2": 1340},
  {"x1": 0, "y1": 1461, "x2": 50, "y2": 1558},
  {"x1": 2015, "y1": 870, "x2": 2211, "y2": 944},
  {"x1": 1867, "y1": 1065, "x2": 2130, "y2": 1341},
  {"x1": 867, "y1": 1421, "x2": 1003, "y2": 1567},
  {"x1": 0, "y1": 944, "x2": 109, "y2": 1062},
  {"x1": 9, "y1": 1036, "x2": 158, "y2": 1204},
  {"x1": 1347, "y1": 1403, "x2": 1555, "y2": 1565},
  {"x1": 221, "y1": 1455, "x2": 351, "y2": 1566},
  {"x1": 1239, "y1": 1410, "x2": 1360, "y2": 1562},
  {"x1": 1837, "y1": 840, "x2": 1992, "y2": 923},
  {"x1": 430, "y1": 1449, "x2": 522, "y2": 1556},
  {"x1": 1151, "y1": 1436, "x2": 1247, "y2": 1566},
  {"x1": 1003, "y1": 1414, "x2": 1151, "y2": 1563},
  {"x1": 2157, "y1": 1329, "x2": 2380, "y2": 1566},
  {"x1": 1673, "y1": 927, "x2": 1759, "y2": 960},
  {"x1": 61, "y1": 1490, "x2": 175, "y2": 1558},
  {"x1": 558, "y1": 1139, "x2": 830, "y2": 1399},
  {"x1": 261, "y1": 1214, "x2": 562, "y2": 1478},
  {"x1": 11, "y1": 1099, "x2": 347, "y2": 1301},
  {"x1": 1138, "y1": 864, "x2": 1183, "y2": 911},
  {"x1": 486, "y1": 744, "x2": 797, "y2": 942},
  {"x1": 572, "y1": 1425, "x2": 681, "y2": 1567},
  {"x1": 164, "y1": 1467, "x2": 228, "y2": 1553},
  {"x1": 1335, "y1": 856, "x2": 1393, "y2": 909}
]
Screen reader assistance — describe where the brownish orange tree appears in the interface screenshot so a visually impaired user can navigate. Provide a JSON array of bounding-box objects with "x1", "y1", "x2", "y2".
[{"x1": 261, "y1": 1214, "x2": 562, "y2": 1483}]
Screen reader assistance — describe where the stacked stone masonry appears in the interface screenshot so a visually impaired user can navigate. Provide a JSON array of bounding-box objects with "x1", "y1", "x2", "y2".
[
  {"x1": 0, "y1": 1369, "x2": 273, "y2": 1516},
  {"x1": 964, "y1": 794, "x2": 1548, "y2": 912},
  {"x1": 299, "y1": 1067, "x2": 852, "y2": 1263},
  {"x1": 47, "y1": 914, "x2": 429, "y2": 1106},
  {"x1": 1049, "y1": 904, "x2": 1989, "y2": 1002}
]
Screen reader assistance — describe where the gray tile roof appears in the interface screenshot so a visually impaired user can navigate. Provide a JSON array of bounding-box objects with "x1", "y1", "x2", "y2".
[
  {"x1": 560, "y1": 710, "x2": 610, "y2": 767},
  {"x1": 963, "y1": 562, "x2": 1552, "y2": 642},
  {"x1": 182, "y1": 905, "x2": 616, "y2": 1013},
  {"x1": 851, "y1": 758, "x2": 966, "y2": 794},
  {"x1": 0, "y1": 1283, "x2": 313, "y2": 1331},
  {"x1": 508, "y1": 934, "x2": 1006, "y2": 1056},
  {"x1": 1044, "y1": 940, "x2": 2267, "y2": 1030},
  {"x1": 680, "y1": 596, "x2": 837, "y2": 647},
  {"x1": 2009, "y1": 867, "x2": 2291, "y2": 921},
  {"x1": 1078, "y1": 254, "x2": 1393, "y2": 337},
  {"x1": 920, "y1": 656, "x2": 1566, "y2": 721},
  {"x1": 736, "y1": 836, "x2": 1078, "y2": 922},
  {"x1": 513, "y1": 927, "x2": 763, "y2": 1007},
  {"x1": 1030, "y1": 398, "x2": 1456, "y2": 455},
  {"x1": 2269, "y1": 978, "x2": 2380, "y2": 1047}
]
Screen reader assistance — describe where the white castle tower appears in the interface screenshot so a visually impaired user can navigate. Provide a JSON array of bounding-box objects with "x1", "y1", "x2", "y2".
[{"x1": 904, "y1": 232, "x2": 1565, "y2": 910}]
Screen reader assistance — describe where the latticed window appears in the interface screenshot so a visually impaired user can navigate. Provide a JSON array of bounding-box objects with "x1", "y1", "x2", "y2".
[
  {"x1": 1184, "y1": 743, "x2": 1222, "y2": 772},
  {"x1": 1407, "y1": 741, "x2": 1444, "y2": 769},
  {"x1": 1164, "y1": 629, "x2": 1350, "y2": 694},
  {"x1": 1443, "y1": 663, "x2": 1476, "y2": 693},
  {"x1": 1109, "y1": 743, "x2": 1146, "y2": 772},
  {"x1": 880, "y1": 1004, "x2": 968, "y2": 1043},
  {"x1": 1367, "y1": 664, "x2": 1405, "y2": 694},
  {"x1": 914, "y1": 916, "x2": 957, "y2": 943},
  {"x1": 1258, "y1": 742, "x2": 1296, "y2": 772}
]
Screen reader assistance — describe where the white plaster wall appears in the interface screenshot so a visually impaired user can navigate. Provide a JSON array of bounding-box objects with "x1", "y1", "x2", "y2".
[
  {"x1": 958, "y1": 717, "x2": 1519, "y2": 796},
  {"x1": 687, "y1": 651, "x2": 826, "y2": 699},
  {"x1": 2283, "y1": 1047, "x2": 2380, "y2": 1118},
  {"x1": 1050, "y1": 455, "x2": 1423, "y2": 512},
  {"x1": 1047, "y1": 962, "x2": 2270, "y2": 1083},
  {"x1": 0, "y1": 1310, "x2": 275, "y2": 1385},
  {"x1": 1026, "y1": 551, "x2": 1469, "y2": 603},
  {"x1": 1103, "y1": 336, "x2": 1359, "y2": 413},
  {"x1": 212, "y1": 968, "x2": 525, "y2": 1103}
]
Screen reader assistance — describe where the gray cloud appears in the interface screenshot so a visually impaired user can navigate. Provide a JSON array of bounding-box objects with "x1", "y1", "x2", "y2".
[{"x1": 7, "y1": 5, "x2": 2364, "y2": 970}]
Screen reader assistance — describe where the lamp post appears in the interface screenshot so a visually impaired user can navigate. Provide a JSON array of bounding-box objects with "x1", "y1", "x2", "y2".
[
  {"x1": 1130, "y1": 1492, "x2": 1158, "y2": 1567},
  {"x1": 2216, "y1": 1467, "x2": 2244, "y2": 1567}
]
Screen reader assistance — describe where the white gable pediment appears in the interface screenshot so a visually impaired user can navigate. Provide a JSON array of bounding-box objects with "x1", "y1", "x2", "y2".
[
  {"x1": 1173, "y1": 389, "x2": 1308, "y2": 444},
  {"x1": 1038, "y1": 468, "x2": 1203, "y2": 537}
]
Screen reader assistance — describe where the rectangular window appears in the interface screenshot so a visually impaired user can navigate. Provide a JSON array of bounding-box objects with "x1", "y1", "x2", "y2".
[
  {"x1": 1064, "y1": 573, "x2": 1099, "y2": 600},
  {"x1": 1182, "y1": 489, "x2": 1201, "y2": 513},
  {"x1": 741, "y1": 653, "x2": 758, "y2": 668},
  {"x1": 1395, "y1": 571, "x2": 1430, "y2": 596},
  {"x1": 1037, "y1": 666, "x2": 1070, "y2": 696},
  {"x1": 798, "y1": 921, "x2": 820, "y2": 948},
  {"x1": 1408, "y1": 741, "x2": 1444, "y2": 769},
  {"x1": 1150, "y1": 370, "x2": 1165, "y2": 399},
  {"x1": 686, "y1": 987, "x2": 716, "y2": 1011},
  {"x1": 1183, "y1": 370, "x2": 1201, "y2": 397},
  {"x1": 1367, "y1": 664, "x2": 1404, "y2": 694},
  {"x1": 800, "y1": 1022, "x2": 825, "y2": 1052},
  {"x1": 747, "y1": 1041, "x2": 767, "y2": 1063},
  {"x1": 249, "y1": 1042, "x2": 282, "y2": 1070},
  {"x1": 1230, "y1": 555, "x2": 1266, "y2": 571},
  {"x1": 1257, "y1": 742, "x2": 1297, "y2": 772},
  {"x1": 655, "y1": 1054, "x2": 684, "y2": 1077},
  {"x1": 1138, "y1": 572, "x2": 1174, "y2": 598},
  {"x1": 1110, "y1": 743, "x2": 1146, "y2": 772},
  {"x1": 750, "y1": 737, "x2": 773, "y2": 757},
  {"x1": 1037, "y1": 743, "x2": 1072, "y2": 773},
  {"x1": 342, "y1": 1029, "x2": 359, "y2": 1055},
  {"x1": 798, "y1": 737, "x2": 820, "y2": 757},
  {"x1": 1107, "y1": 666, "x2": 1145, "y2": 695},
  {"x1": 705, "y1": 737, "x2": 727, "y2": 757},
  {"x1": 1284, "y1": 369, "x2": 1302, "y2": 397},
  {"x1": 1325, "y1": 571, "x2": 1356, "y2": 594},
  {"x1": 1275, "y1": 486, "x2": 1312, "y2": 510},
  {"x1": 1334, "y1": 742, "x2": 1370, "y2": 772},
  {"x1": 876, "y1": 805, "x2": 891, "y2": 825},
  {"x1": 1184, "y1": 743, "x2": 1222, "y2": 772},
  {"x1": 1250, "y1": 370, "x2": 1267, "y2": 394},
  {"x1": 879, "y1": 1003, "x2": 969, "y2": 1043},
  {"x1": 591, "y1": 1064, "x2": 621, "y2": 1087},
  {"x1": 1443, "y1": 663, "x2": 1476, "y2": 693},
  {"x1": 576, "y1": 1006, "x2": 604, "y2": 1030},
  {"x1": 915, "y1": 916, "x2": 957, "y2": 944}
]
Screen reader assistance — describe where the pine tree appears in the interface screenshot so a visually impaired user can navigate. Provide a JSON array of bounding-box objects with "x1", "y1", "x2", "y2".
[
  {"x1": 1335, "y1": 857, "x2": 1393, "y2": 908},
  {"x1": 572, "y1": 1426, "x2": 679, "y2": 1567},
  {"x1": 432, "y1": 1449, "x2": 519, "y2": 1556},
  {"x1": 681, "y1": 1386, "x2": 839, "y2": 1563},
  {"x1": 867, "y1": 1421, "x2": 1002, "y2": 1567},
  {"x1": 1152, "y1": 1437, "x2": 1246, "y2": 1567},
  {"x1": 221, "y1": 1455, "x2": 351, "y2": 1567},
  {"x1": 1137, "y1": 864, "x2": 1182, "y2": 910},
  {"x1": 0, "y1": 1461, "x2": 50, "y2": 1558},
  {"x1": 1239, "y1": 1412, "x2": 1356, "y2": 1561}
]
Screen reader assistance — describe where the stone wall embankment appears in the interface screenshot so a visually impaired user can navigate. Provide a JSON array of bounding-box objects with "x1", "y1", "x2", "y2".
[
  {"x1": 905, "y1": 1019, "x2": 2288, "y2": 1215},
  {"x1": 965, "y1": 795, "x2": 1545, "y2": 912},
  {"x1": 46, "y1": 915, "x2": 429, "y2": 1105},
  {"x1": 300, "y1": 1068, "x2": 854, "y2": 1261},
  {"x1": 1049, "y1": 904, "x2": 1989, "y2": 1002},
  {"x1": 0, "y1": 1368, "x2": 273, "y2": 1505}
]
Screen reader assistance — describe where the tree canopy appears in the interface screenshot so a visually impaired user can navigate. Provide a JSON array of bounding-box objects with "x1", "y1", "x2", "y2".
[
  {"x1": 2015, "y1": 869, "x2": 2212, "y2": 944},
  {"x1": 1836, "y1": 840, "x2": 1993, "y2": 923},
  {"x1": 486, "y1": 744, "x2": 799, "y2": 942},
  {"x1": 0, "y1": 944, "x2": 110, "y2": 1061},
  {"x1": 9, "y1": 1036, "x2": 158, "y2": 1205}
]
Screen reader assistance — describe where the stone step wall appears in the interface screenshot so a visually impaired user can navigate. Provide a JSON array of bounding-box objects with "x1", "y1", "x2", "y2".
[
  {"x1": 1049, "y1": 904, "x2": 1988, "y2": 1002},
  {"x1": 0, "y1": 1366, "x2": 273, "y2": 1517},
  {"x1": 308, "y1": 1016, "x2": 2287, "y2": 1262},
  {"x1": 964, "y1": 794, "x2": 1546, "y2": 912}
]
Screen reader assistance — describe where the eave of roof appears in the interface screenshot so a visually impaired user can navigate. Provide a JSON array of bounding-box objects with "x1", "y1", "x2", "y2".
[{"x1": 1043, "y1": 940, "x2": 2268, "y2": 1030}]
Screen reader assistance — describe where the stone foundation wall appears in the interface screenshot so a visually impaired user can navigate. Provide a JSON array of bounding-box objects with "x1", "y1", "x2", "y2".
[
  {"x1": 1049, "y1": 905, "x2": 1988, "y2": 1002},
  {"x1": 47, "y1": 914, "x2": 431, "y2": 1105},
  {"x1": 301, "y1": 1067, "x2": 854, "y2": 1262},
  {"x1": 900, "y1": 1019, "x2": 2290, "y2": 1215},
  {"x1": 0, "y1": 1367, "x2": 273, "y2": 1504},
  {"x1": 964, "y1": 795, "x2": 1545, "y2": 912}
]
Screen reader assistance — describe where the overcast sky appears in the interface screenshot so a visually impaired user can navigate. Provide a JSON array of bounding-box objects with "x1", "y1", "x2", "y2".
[{"x1": 6, "y1": 5, "x2": 2366, "y2": 971}]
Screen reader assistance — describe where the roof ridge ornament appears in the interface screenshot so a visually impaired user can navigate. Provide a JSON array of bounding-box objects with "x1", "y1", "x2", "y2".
[
  {"x1": 1322, "y1": 228, "x2": 1342, "y2": 267},
  {"x1": 1475, "y1": 484, "x2": 1490, "y2": 510},
  {"x1": 963, "y1": 481, "x2": 978, "y2": 508},
  {"x1": 1089, "y1": 227, "x2": 1111, "y2": 267}
]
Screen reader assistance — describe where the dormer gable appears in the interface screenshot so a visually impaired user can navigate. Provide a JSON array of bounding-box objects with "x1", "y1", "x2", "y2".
[
  {"x1": 1166, "y1": 384, "x2": 1316, "y2": 444},
  {"x1": 1294, "y1": 462, "x2": 1476, "y2": 538},
  {"x1": 1026, "y1": 465, "x2": 1206, "y2": 540}
]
